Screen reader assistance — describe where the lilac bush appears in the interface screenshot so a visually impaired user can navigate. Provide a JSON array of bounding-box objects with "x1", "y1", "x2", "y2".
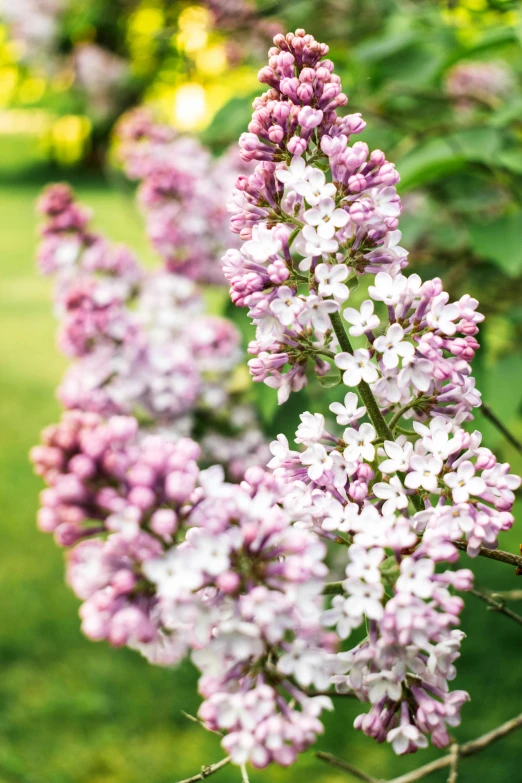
[
  {"x1": 35, "y1": 182, "x2": 268, "y2": 476},
  {"x1": 31, "y1": 27, "x2": 522, "y2": 782},
  {"x1": 116, "y1": 109, "x2": 249, "y2": 284}
]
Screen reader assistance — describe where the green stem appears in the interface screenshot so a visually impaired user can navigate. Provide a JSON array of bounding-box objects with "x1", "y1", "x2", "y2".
[
  {"x1": 388, "y1": 398, "x2": 421, "y2": 431},
  {"x1": 329, "y1": 310, "x2": 423, "y2": 513},
  {"x1": 329, "y1": 311, "x2": 393, "y2": 442}
]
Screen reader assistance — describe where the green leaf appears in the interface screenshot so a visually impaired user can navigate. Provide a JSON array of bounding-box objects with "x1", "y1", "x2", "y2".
[
  {"x1": 468, "y1": 210, "x2": 522, "y2": 277},
  {"x1": 489, "y1": 99, "x2": 522, "y2": 128},
  {"x1": 497, "y1": 149, "x2": 522, "y2": 175},
  {"x1": 253, "y1": 382, "x2": 279, "y2": 427},
  {"x1": 348, "y1": 276, "x2": 360, "y2": 292},
  {"x1": 398, "y1": 128, "x2": 503, "y2": 191},
  {"x1": 200, "y1": 94, "x2": 256, "y2": 148},
  {"x1": 354, "y1": 31, "x2": 416, "y2": 62},
  {"x1": 317, "y1": 371, "x2": 342, "y2": 388}
]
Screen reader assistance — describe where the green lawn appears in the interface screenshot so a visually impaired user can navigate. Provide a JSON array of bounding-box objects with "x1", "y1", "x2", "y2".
[{"x1": 0, "y1": 141, "x2": 521, "y2": 782}]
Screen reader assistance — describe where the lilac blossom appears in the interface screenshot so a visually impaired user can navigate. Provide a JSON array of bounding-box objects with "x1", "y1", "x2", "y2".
[
  {"x1": 220, "y1": 28, "x2": 521, "y2": 765},
  {"x1": 36, "y1": 182, "x2": 269, "y2": 476}
]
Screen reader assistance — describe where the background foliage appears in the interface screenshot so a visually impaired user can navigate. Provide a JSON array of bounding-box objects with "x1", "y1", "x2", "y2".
[{"x1": 0, "y1": 1, "x2": 521, "y2": 781}]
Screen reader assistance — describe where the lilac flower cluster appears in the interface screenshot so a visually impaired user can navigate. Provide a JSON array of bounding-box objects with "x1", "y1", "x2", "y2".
[
  {"x1": 0, "y1": 0, "x2": 63, "y2": 54},
  {"x1": 31, "y1": 411, "x2": 334, "y2": 767},
  {"x1": 445, "y1": 60, "x2": 514, "y2": 108},
  {"x1": 268, "y1": 409, "x2": 520, "y2": 751},
  {"x1": 36, "y1": 182, "x2": 268, "y2": 476},
  {"x1": 224, "y1": 30, "x2": 484, "y2": 415},
  {"x1": 116, "y1": 109, "x2": 250, "y2": 285},
  {"x1": 29, "y1": 26, "x2": 521, "y2": 775},
  {"x1": 222, "y1": 29, "x2": 521, "y2": 757}
]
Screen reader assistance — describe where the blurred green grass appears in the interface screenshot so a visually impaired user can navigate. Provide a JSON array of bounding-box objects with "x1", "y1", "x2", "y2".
[{"x1": 0, "y1": 136, "x2": 521, "y2": 783}]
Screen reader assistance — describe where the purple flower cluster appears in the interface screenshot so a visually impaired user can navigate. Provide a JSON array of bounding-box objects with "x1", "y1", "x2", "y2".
[
  {"x1": 223, "y1": 30, "x2": 485, "y2": 416},
  {"x1": 445, "y1": 60, "x2": 514, "y2": 108},
  {"x1": 31, "y1": 411, "x2": 333, "y2": 767},
  {"x1": 268, "y1": 408, "x2": 520, "y2": 750},
  {"x1": 29, "y1": 26, "x2": 522, "y2": 775},
  {"x1": 221, "y1": 28, "x2": 521, "y2": 758},
  {"x1": 36, "y1": 182, "x2": 269, "y2": 475},
  {"x1": 116, "y1": 109, "x2": 250, "y2": 284}
]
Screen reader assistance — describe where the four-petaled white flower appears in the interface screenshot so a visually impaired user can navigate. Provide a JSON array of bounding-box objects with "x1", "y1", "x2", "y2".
[
  {"x1": 368, "y1": 272, "x2": 421, "y2": 306},
  {"x1": 398, "y1": 358, "x2": 434, "y2": 393},
  {"x1": 298, "y1": 295, "x2": 339, "y2": 332},
  {"x1": 426, "y1": 293, "x2": 460, "y2": 336},
  {"x1": 242, "y1": 223, "x2": 281, "y2": 263},
  {"x1": 295, "y1": 411, "x2": 325, "y2": 445},
  {"x1": 301, "y1": 443, "x2": 333, "y2": 481},
  {"x1": 329, "y1": 392, "x2": 366, "y2": 426},
  {"x1": 343, "y1": 299, "x2": 380, "y2": 336},
  {"x1": 270, "y1": 286, "x2": 302, "y2": 326},
  {"x1": 444, "y1": 460, "x2": 486, "y2": 503},
  {"x1": 335, "y1": 349, "x2": 379, "y2": 386},
  {"x1": 315, "y1": 263, "x2": 349, "y2": 302},
  {"x1": 275, "y1": 155, "x2": 312, "y2": 189},
  {"x1": 396, "y1": 557, "x2": 435, "y2": 599},
  {"x1": 304, "y1": 197, "x2": 349, "y2": 239},
  {"x1": 343, "y1": 422, "x2": 377, "y2": 462},
  {"x1": 301, "y1": 224, "x2": 339, "y2": 256},
  {"x1": 373, "y1": 476, "x2": 408, "y2": 514},
  {"x1": 370, "y1": 186, "x2": 401, "y2": 220},
  {"x1": 345, "y1": 545, "x2": 385, "y2": 583},
  {"x1": 369, "y1": 229, "x2": 408, "y2": 262},
  {"x1": 193, "y1": 531, "x2": 232, "y2": 576},
  {"x1": 322, "y1": 594, "x2": 363, "y2": 639},
  {"x1": 365, "y1": 671, "x2": 403, "y2": 704},
  {"x1": 295, "y1": 168, "x2": 336, "y2": 205},
  {"x1": 343, "y1": 577, "x2": 384, "y2": 620},
  {"x1": 267, "y1": 433, "x2": 293, "y2": 469},
  {"x1": 404, "y1": 455, "x2": 443, "y2": 492},
  {"x1": 277, "y1": 639, "x2": 331, "y2": 690},
  {"x1": 413, "y1": 417, "x2": 462, "y2": 460},
  {"x1": 387, "y1": 723, "x2": 428, "y2": 755},
  {"x1": 374, "y1": 323, "x2": 415, "y2": 369}
]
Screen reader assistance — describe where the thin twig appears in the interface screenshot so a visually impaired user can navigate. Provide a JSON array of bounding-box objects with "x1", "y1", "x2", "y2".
[
  {"x1": 325, "y1": 542, "x2": 522, "y2": 598},
  {"x1": 316, "y1": 752, "x2": 381, "y2": 782},
  {"x1": 447, "y1": 744, "x2": 458, "y2": 783},
  {"x1": 454, "y1": 540, "x2": 522, "y2": 571},
  {"x1": 181, "y1": 711, "x2": 223, "y2": 737},
  {"x1": 480, "y1": 403, "x2": 522, "y2": 455},
  {"x1": 175, "y1": 756, "x2": 231, "y2": 783},
  {"x1": 303, "y1": 688, "x2": 357, "y2": 698},
  {"x1": 239, "y1": 763, "x2": 250, "y2": 783},
  {"x1": 316, "y1": 713, "x2": 522, "y2": 783},
  {"x1": 470, "y1": 588, "x2": 522, "y2": 627},
  {"x1": 491, "y1": 589, "x2": 522, "y2": 601},
  {"x1": 385, "y1": 712, "x2": 522, "y2": 783}
]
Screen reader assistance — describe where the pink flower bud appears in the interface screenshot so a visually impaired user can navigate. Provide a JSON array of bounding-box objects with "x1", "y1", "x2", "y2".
[{"x1": 150, "y1": 509, "x2": 178, "y2": 538}]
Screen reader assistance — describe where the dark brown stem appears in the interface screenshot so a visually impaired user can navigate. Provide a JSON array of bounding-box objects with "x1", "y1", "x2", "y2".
[{"x1": 454, "y1": 540, "x2": 522, "y2": 572}]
